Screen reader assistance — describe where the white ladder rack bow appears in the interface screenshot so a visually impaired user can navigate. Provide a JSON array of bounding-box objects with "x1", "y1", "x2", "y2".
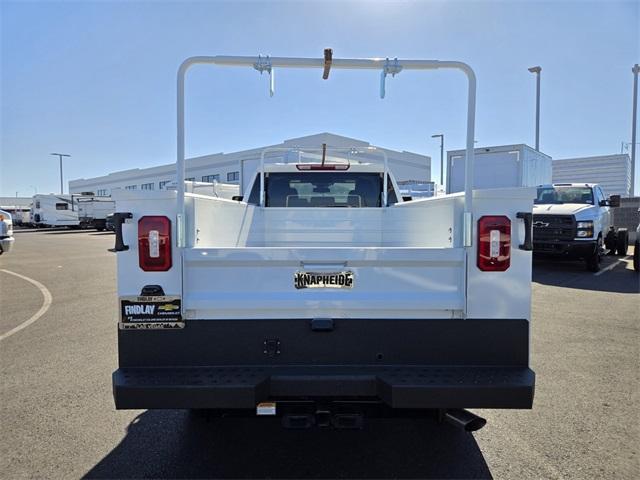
[{"x1": 176, "y1": 53, "x2": 476, "y2": 248}]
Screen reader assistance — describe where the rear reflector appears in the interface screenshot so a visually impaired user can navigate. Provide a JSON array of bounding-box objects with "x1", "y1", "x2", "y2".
[
  {"x1": 296, "y1": 164, "x2": 350, "y2": 171},
  {"x1": 138, "y1": 216, "x2": 172, "y2": 271},
  {"x1": 477, "y1": 215, "x2": 511, "y2": 272}
]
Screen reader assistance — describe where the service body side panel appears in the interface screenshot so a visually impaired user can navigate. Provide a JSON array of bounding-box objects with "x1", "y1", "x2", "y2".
[
  {"x1": 467, "y1": 187, "x2": 535, "y2": 320},
  {"x1": 114, "y1": 190, "x2": 183, "y2": 298}
]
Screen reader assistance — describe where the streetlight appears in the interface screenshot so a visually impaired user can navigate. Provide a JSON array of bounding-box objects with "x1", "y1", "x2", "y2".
[
  {"x1": 431, "y1": 134, "x2": 444, "y2": 187},
  {"x1": 50, "y1": 153, "x2": 71, "y2": 194},
  {"x1": 631, "y1": 63, "x2": 639, "y2": 197},
  {"x1": 528, "y1": 66, "x2": 542, "y2": 151}
]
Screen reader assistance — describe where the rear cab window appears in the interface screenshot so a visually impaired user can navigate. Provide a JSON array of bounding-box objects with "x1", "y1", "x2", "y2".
[{"x1": 248, "y1": 172, "x2": 399, "y2": 207}]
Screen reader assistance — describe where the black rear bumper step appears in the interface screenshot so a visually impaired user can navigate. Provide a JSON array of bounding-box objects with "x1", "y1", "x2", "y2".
[{"x1": 113, "y1": 365, "x2": 534, "y2": 410}]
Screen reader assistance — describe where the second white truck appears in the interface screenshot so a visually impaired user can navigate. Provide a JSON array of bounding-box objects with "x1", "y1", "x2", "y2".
[{"x1": 533, "y1": 183, "x2": 627, "y2": 271}]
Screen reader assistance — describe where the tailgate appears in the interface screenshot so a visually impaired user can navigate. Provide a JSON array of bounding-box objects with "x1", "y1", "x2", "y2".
[{"x1": 183, "y1": 247, "x2": 465, "y2": 319}]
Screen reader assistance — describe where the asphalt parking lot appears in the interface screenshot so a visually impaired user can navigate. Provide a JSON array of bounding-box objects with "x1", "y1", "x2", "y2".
[{"x1": 1, "y1": 229, "x2": 638, "y2": 479}]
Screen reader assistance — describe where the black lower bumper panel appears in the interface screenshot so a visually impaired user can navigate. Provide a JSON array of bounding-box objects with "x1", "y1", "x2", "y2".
[
  {"x1": 113, "y1": 365, "x2": 534, "y2": 410},
  {"x1": 533, "y1": 241, "x2": 596, "y2": 257}
]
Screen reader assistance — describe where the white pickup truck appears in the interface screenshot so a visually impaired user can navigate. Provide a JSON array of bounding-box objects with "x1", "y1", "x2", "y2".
[
  {"x1": 533, "y1": 183, "x2": 627, "y2": 271},
  {"x1": 111, "y1": 53, "x2": 535, "y2": 431},
  {"x1": 0, "y1": 209, "x2": 15, "y2": 255}
]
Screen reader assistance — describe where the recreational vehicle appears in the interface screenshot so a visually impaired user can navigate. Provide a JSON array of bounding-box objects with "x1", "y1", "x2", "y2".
[
  {"x1": 31, "y1": 194, "x2": 79, "y2": 228},
  {"x1": 31, "y1": 193, "x2": 115, "y2": 229},
  {"x1": 76, "y1": 196, "x2": 116, "y2": 231}
]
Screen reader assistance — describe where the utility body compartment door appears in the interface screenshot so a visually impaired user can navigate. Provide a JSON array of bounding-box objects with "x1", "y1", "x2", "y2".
[{"x1": 183, "y1": 247, "x2": 465, "y2": 320}]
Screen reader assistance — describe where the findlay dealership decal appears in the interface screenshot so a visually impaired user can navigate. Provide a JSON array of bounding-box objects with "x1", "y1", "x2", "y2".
[
  {"x1": 119, "y1": 296, "x2": 184, "y2": 329},
  {"x1": 294, "y1": 271, "x2": 354, "y2": 290}
]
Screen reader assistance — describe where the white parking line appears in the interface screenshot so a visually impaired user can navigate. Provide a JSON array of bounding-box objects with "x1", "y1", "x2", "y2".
[
  {"x1": 594, "y1": 256, "x2": 632, "y2": 276},
  {"x1": 0, "y1": 269, "x2": 53, "y2": 341}
]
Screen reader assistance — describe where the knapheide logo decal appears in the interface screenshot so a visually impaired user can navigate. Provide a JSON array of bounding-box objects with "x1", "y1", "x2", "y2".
[{"x1": 294, "y1": 271, "x2": 354, "y2": 289}]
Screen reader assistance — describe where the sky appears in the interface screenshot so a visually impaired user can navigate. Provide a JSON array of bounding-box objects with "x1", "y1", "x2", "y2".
[{"x1": 1, "y1": 0, "x2": 638, "y2": 197}]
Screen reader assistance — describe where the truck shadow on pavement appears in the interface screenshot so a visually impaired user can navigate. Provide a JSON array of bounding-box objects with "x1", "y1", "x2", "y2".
[
  {"x1": 84, "y1": 410, "x2": 492, "y2": 479},
  {"x1": 532, "y1": 255, "x2": 639, "y2": 294}
]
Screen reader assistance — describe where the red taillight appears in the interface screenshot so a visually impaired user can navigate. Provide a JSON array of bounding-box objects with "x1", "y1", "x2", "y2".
[
  {"x1": 477, "y1": 215, "x2": 511, "y2": 272},
  {"x1": 138, "y1": 216, "x2": 172, "y2": 271},
  {"x1": 296, "y1": 164, "x2": 350, "y2": 171}
]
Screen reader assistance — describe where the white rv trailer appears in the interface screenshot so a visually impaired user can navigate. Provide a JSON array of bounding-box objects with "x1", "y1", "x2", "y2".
[
  {"x1": 0, "y1": 206, "x2": 31, "y2": 226},
  {"x1": 32, "y1": 193, "x2": 114, "y2": 229},
  {"x1": 31, "y1": 194, "x2": 80, "y2": 228},
  {"x1": 110, "y1": 53, "x2": 535, "y2": 431},
  {"x1": 76, "y1": 196, "x2": 116, "y2": 231},
  {"x1": 14, "y1": 208, "x2": 32, "y2": 226}
]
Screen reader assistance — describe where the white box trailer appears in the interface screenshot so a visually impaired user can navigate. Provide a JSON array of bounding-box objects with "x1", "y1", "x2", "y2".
[
  {"x1": 76, "y1": 196, "x2": 116, "y2": 231},
  {"x1": 447, "y1": 144, "x2": 551, "y2": 194}
]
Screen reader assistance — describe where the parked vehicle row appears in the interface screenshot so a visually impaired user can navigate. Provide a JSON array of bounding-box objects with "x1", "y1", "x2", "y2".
[{"x1": 30, "y1": 193, "x2": 115, "y2": 230}]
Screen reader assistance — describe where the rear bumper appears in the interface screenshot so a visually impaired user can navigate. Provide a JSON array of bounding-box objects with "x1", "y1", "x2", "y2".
[
  {"x1": 0, "y1": 236, "x2": 14, "y2": 254},
  {"x1": 113, "y1": 365, "x2": 534, "y2": 410},
  {"x1": 113, "y1": 318, "x2": 535, "y2": 411},
  {"x1": 533, "y1": 240, "x2": 596, "y2": 258}
]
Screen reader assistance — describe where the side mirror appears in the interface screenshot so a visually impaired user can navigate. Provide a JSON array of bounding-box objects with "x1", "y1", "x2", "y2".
[
  {"x1": 608, "y1": 195, "x2": 620, "y2": 208},
  {"x1": 231, "y1": 195, "x2": 244, "y2": 202},
  {"x1": 598, "y1": 200, "x2": 607, "y2": 207}
]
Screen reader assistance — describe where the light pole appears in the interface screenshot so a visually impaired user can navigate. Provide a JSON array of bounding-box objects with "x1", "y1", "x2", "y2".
[
  {"x1": 631, "y1": 64, "x2": 639, "y2": 197},
  {"x1": 431, "y1": 133, "x2": 444, "y2": 187},
  {"x1": 528, "y1": 66, "x2": 542, "y2": 151},
  {"x1": 50, "y1": 153, "x2": 70, "y2": 194}
]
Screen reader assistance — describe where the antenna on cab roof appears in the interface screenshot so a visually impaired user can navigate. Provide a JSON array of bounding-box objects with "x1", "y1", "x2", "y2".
[{"x1": 321, "y1": 143, "x2": 327, "y2": 167}]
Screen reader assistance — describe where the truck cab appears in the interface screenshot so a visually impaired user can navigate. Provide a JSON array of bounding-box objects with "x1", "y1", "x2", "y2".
[
  {"x1": 533, "y1": 183, "x2": 627, "y2": 271},
  {"x1": 242, "y1": 162, "x2": 402, "y2": 208}
]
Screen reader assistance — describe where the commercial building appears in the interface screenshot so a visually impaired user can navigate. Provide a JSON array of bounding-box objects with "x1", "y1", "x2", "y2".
[
  {"x1": 0, "y1": 197, "x2": 32, "y2": 209},
  {"x1": 552, "y1": 154, "x2": 632, "y2": 197},
  {"x1": 69, "y1": 133, "x2": 431, "y2": 196}
]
